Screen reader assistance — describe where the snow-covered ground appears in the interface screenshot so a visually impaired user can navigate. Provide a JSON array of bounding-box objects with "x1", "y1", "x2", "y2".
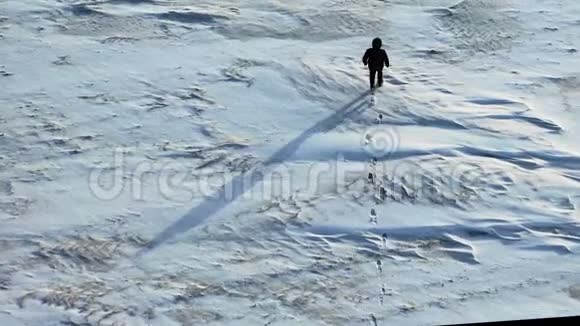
[{"x1": 1, "y1": 0, "x2": 580, "y2": 325}]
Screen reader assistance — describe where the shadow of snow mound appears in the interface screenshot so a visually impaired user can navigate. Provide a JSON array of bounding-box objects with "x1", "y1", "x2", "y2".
[
  {"x1": 294, "y1": 224, "x2": 481, "y2": 265},
  {"x1": 68, "y1": 4, "x2": 109, "y2": 17},
  {"x1": 457, "y1": 146, "x2": 580, "y2": 171},
  {"x1": 151, "y1": 11, "x2": 228, "y2": 25},
  {"x1": 292, "y1": 220, "x2": 580, "y2": 265},
  {"x1": 108, "y1": 0, "x2": 156, "y2": 3}
]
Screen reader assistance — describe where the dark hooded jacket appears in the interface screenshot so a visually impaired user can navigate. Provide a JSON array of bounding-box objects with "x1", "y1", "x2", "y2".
[{"x1": 362, "y1": 38, "x2": 390, "y2": 70}]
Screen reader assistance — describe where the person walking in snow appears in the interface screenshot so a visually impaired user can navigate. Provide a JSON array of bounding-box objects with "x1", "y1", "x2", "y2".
[{"x1": 362, "y1": 37, "x2": 390, "y2": 91}]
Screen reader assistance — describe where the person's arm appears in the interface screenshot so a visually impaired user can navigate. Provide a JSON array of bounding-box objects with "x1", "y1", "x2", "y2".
[
  {"x1": 383, "y1": 50, "x2": 390, "y2": 68},
  {"x1": 362, "y1": 49, "x2": 370, "y2": 66}
]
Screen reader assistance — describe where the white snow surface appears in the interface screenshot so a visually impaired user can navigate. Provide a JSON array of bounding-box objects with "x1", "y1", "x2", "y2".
[{"x1": 1, "y1": 0, "x2": 580, "y2": 325}]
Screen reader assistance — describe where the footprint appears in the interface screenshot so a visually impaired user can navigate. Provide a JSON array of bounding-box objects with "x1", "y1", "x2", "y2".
[
  {"x1": 368, "y1": 172, "x2": 375, "y2": 184},
  {"x1": 382, "y1": 233, "x2": 388, "y2": 247},
  {"x1": 52, "y1": 56, "x2": 72, "y2": 66},
  {"x1": 369, "y1": 314, "x2": 378, "y2": 326},
  {"x1": 369, "y1": 208, "x2": 378, "y2": 225},
  {"x1": 378, "y1": 186, "x2": 387, "y2": 201}
]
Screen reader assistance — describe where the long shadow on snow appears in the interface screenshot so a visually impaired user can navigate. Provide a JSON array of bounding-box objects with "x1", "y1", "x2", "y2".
[{"x1": 140, "y1": 90, "x2": 372, "y2": 254}]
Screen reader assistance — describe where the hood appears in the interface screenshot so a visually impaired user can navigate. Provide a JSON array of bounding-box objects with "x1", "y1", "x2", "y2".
[{"x1": 372, "y1": 37, "x2": 382, "y2": 49}]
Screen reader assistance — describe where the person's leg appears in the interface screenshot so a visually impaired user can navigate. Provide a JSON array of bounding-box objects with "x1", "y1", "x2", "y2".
[
  {"x1": 378, "y1": 69, "x2": 383, "y2": 87},
  {"x1": 369, "y1": 69, "x2": 376, "y2": 90}
]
